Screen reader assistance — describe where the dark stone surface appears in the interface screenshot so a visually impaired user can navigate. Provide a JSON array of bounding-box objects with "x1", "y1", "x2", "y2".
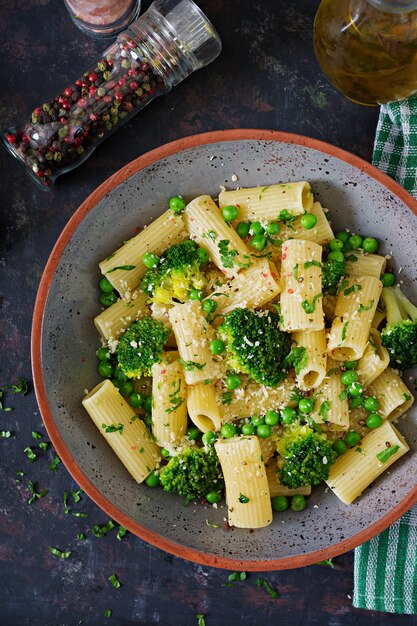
[{"x1": 1, "y1": 0, "x2": 415, "y2": 624}]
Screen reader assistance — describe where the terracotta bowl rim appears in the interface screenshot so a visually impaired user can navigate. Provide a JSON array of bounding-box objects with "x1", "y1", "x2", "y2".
[{"x1": 31, "y1": 128, "x2": 417, "y2": 571}]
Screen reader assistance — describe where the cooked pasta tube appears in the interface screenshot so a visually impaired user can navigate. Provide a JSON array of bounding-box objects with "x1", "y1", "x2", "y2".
[
  {"x1": 168, "y1": 301, "x2": 225, "y2": 385},
  {"x1": 94, "y1": 290, "x2": 149, "y2": 345},
  {"x1": 326, "y1": 420, "x2": 409, "y2": 504},
  {"x1": 184, "y1": 195, "x2": 251, "y2": 278},
  {"x1": 356, "y1": 328, "x2": 390, "y2": 389},
  {"x1": 219, "y1": 375, "x2": 297, "y2": 421},
  {"x1": 345, "y1": 251, "x2": 387, "y2": 279},
  {"x1": 280, "y1": 239, "x2": 324, "y2": 332},
  {"x1": 277, "y1": 202, "x2": 334, "y2": 245},
  {"x1": 82, "y1": 380, "x2": 160, "y2": 483},
  {"x1": 327, "y1": 275, "x2": 382, "y2": 361},
  {"x1": 187, "y1": 382, "x2": 223, "y2": 432},
  {"x1": 151, "y1": 353, "x2": 187, "y2": 447},
  {"x1": 218, "y1": 181, "x2": 314, "y2": 221},
  {"x1": 265, "y1": 462, "x2": 312, "y2": 497},
  {"x1": 212, "y1": 258, "x2": 281, "y2": 314},
  {"x1": 99, "y1": 211, "x2": 185, "y2": 296},
  {"x1": 215, "y1": 436, "x2": 272, "y2": 528},
  {"x1": 291, "y1": 328, "x2": 327, "y2": 390},
  {"x1": 311, "y1": 358, "x2": 349, "y2": 428},
  {"x1": 366, "y1": 367, "x2": 414, "y2": 421}
]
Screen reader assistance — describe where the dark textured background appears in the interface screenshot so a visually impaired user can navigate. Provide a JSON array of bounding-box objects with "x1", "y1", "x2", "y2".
[{"x1": 0, "y1": 0, "x2": 415, "y2": 624}]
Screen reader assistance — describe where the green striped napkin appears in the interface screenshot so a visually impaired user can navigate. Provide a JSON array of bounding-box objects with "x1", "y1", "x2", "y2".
[{"x1": 353, "y1": 98, "x2": 417, "y2": 614}]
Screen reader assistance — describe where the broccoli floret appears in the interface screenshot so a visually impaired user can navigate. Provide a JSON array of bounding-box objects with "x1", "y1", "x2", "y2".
[
  {"x1": 218, "y1": 308, "x2": 291, "y2": 387},
  {"x1": 141, "y1": 240, "x2": 207, "y2": 305},
  {"x1": 276, "y1": 423, "x2": 335, "y2": 489},
  {"x1": 322, "y1": 258, "x2": 346, "y2": 296},
  {"x1": 380, "y1": 285, "x2": 417, "y2": 369},
  {"x1": 116, "y1": 317, "x2": 170, "y2": 378},
  {"x1": 159, "y1": 446, "x2": 223, "y2": 503}
]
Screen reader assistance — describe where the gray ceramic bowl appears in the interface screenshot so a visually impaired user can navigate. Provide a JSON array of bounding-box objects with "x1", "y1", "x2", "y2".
[{"x1": 32, "y1": 129, "x2": 417, "y2": 570}]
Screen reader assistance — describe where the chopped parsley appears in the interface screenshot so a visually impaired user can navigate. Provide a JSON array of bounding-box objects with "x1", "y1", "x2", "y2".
[
  {"x1": 319, "y1": 400, "x2": 331, "y2": 421},
  {"x1": 345, "y1": 254, "x2": 358, "y2": 262},
  {"x1": 301, "y1": 293, "x2": 322, "y2": 314},
  {"x1": 24, "y1": 446, "x2": 37, "y2": 462},
  {"x1": 0, "y1": 430, "x2": 14, "y2": 438},
  {"x1": 337, "y1": 279, "x2": 349, "y2": 294},
  {"x1": 227, "y1": 571, "x2": 247, "y2": 583},
  {"x1": 106, "y1": 265, "x2": 135, "y2": 273},
  {"x1": 218, "y1": 239, "x2": 237, "y2": 268},
  {"x1": 403, "y1": 393, "x2": 412, "y2": 402},
  {"x1": 285, "y1": 346, "x2": 308, "y2": 375},
  {"x1": 222, "y1": 391, "x2": 233, "y2": 405},
  {"x1": 341, "y1": 321, "x2": 349, "y2": 342},
  {"x1": 117, "y1": 526, "x2": 127, "y2": 541},
  {"x1": 104, "y1": 609, "x2": 112, "y2": 618},
  {"x1": 293, "y1": 263, "x2": 299, "y2": 280},
  {"x1": 238, "y1": 493, "x2": 250, "y2": 503},
  {"x1": 377, "y1": 445, "x2": 400, "y2": 463},
  {"x1": 31, "y1": 431, "x2": 42, "y2": 439},
  {"x1": 203, "y1": 229, "x2": 217, "y2": 241},
  {"x1": 326, "y1": 367, "x2": 339, "y2": 377},
  {"x1": 27, "y1": 481, "x2": 48, "y2": 504},
  {"x1": 49, "y1": 455, "x2": 61, "y2": 471},
  {"x1": 92, "y1": 520, "x2": 115, "y2": 538},
  {"x1": 254, "y1": 577, "x2": 279, "y2": 599},
  {"x1": 304, "y1": 260, "x2": 322, "y2": 270},
  {"x1": 339, "y1": 389, "x2": 348, "y2": 401},
  {"x1": 358, "y1": 300, "x2": 374, "y2": 314},
  {"x1": 179, "y1": 359, "x2": 206, "y2": 371},
  {"x1": 316, "y1": 558, "x2": 335, "y2": 568},
  {"x1": 39, "y1": 442, "x2": 50, "y2": 451},
  {"x1": 196, "y1": 614, "x2": 206, "y2": 626},
  {"x1": 344, "y1": 284, "x2": 362, "y2": 296},
  {"x1": 77, "y1": 533, "x2": 87, "y2": 541},
  {"x1": 101, "y1": 423, "x2": 124, "y2": 435}
]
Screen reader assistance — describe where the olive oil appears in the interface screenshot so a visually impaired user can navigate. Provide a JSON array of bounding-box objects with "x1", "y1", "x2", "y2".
[{"x1": 314, "y1": 0, "x2": 417, "y2": 105}]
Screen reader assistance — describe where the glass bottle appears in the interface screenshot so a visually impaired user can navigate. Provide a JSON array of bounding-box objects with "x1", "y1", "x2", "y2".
[
  {"x1": 314, "y1": 0, "x2": 417, "y2": 105},
  {"x1": 2, "y1": 0, "x2": 221, "y2": 188},
  {"x1": 63, "y1": 0, "x2": 141, "y2": 38}
]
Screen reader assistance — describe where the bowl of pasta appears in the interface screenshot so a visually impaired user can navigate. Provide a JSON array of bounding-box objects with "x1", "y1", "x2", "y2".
[{"x1": 32, "y1": 129, "x2": 417, "y2": 570}]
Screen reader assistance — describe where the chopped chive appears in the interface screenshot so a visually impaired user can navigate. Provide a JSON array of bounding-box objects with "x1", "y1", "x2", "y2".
[
  {"x1": 49, "y1": 455, "x2": 61, "y2": 471},
  {"x1": 39, "y1": 442, "x2": 50, "y2": 451},
  {"x1": 254, "y1": 577, "x2": 279, "y2": 599},
  {"x1": 116, "y1": 526, "x2": 127, "y2": 541},
  {"x1": 71, "y1": 489, "x2": 83, "y2": 503},
  {"x1": 92, "y1": 520, "x2": 115, "y2": 538},
  {"x1": 77, "y1": 533, "x2": 87, "y2": 541},
  {"x1": 316, "y1": 558, "x2": 335, "y2": 568},
  {"x1": 63, "y1": 490, "x2": 70, "y2": 514},
  {"x1": 49, "y1": 546, "x2": 72, "y2": 559},
  {"x1": 104, "y1": 609, "x2": 112, "y2": 618},
  {"x1": 108, "y1": 574, "x2": 121, "y2": 589},
  {"x1": 376, "y1": 445, "x2": 400, "y2": 463},
  {"x1": 24, "y1": 446, "x2": 37, "y2": 462},
  {"x1": 196, "y1": 614, "x2": 206, "y2": 626},
  {"x1": 0, "y1": 430, "x2": 14, "y2": 438},
  {"x1": 31, "y1": 431, "x2": 42, "y2": 439},
  {"x1": 101, "y1": 423, "x2": 124, "y2": 435},
  {"x1": 72, "y1": 512, "x2": 88, "y2": 518},
  {"x1": 27, "y1": 481, "x2": 48, "y2": 504}
]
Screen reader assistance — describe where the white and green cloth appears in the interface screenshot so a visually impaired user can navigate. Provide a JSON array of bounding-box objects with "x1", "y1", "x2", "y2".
[{"x1": 353, "y1": 99, "x2": 417, "y2": 614}]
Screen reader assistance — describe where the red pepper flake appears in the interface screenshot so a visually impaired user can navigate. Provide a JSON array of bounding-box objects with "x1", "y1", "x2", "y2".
[
  {"x1": 287, "y1": 288, "x2": 294, "y2": 294},
  {"x1": 131, "y1": 445, "x2": 137, "y2": 450}
]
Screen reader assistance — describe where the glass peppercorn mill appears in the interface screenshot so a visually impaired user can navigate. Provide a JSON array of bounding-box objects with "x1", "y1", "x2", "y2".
[{"x1": 1, "y1": 0, "x2": 221, "y2": 188}]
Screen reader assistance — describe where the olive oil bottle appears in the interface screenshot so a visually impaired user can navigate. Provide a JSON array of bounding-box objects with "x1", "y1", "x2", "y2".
[{"x1": 314, "y1": 0, "x2": 417, "y2": 105}]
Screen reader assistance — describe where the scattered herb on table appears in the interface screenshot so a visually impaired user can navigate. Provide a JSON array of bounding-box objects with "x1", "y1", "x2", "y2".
[
  {"x1": 92, "y1": 520, "x2": 115, "y2": 538},
  {"x1": 108, "y1": 574, "x2": 121, "y2": 589},
  {"x1": 104, "y1": 609, "x2": 112, "y2": 618},
  {"x1": 116, "y1": 526, "x2": 127, "y2": 541},
  {"x1": 49, "y1": 455, "x2": 61, "y2": 471},
  {"x1": 316, "y1": 558, "x2": 335, "y2": 568},
  {"x1": 196, "y1": 614, "x2": 206, "y2": 626},
  {"x1": 39, "y1": 442, "x2": 50, "y2": 451},
  {"x1": 49, "y1": 546, "x2": 72, "y2": 559},
  {"x1": 0, "y1": 430, "x2": 14, "y2": 438},
  {"x1": 227, "y1": 571, "x2": 247, "y2": 583},
  {"x1": 24, "y1": 446, "x2": 37, "y2": 462},
  {"x1": 77, "y1": 533, "x2": 87, "y2": 541},
  {"x1": 27, "y1": 481, "x2": 48, "y2": 504},
  {"x1": 254, "y1": 577, "x2": 279, "y2": 599}
]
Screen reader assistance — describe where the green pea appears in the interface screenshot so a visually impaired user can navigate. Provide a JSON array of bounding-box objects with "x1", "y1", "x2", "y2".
[
  {"x1": 100, "y1": 291, "x2": 117, "y2": 307},
  {"x1": 143, "y1": 252, "x2": 160, "y2": 269},
  {"x1": 145, "y1": 471, "x2": 160, "y2": 487},
  {"x1": 347, "y1": 381, "x2": 363, "y2": 398},
  {"x1": 344, "y1": 430, "x2": 361, "y2": 447},
  {"x1": 202, "y1": 430, "x2": 217, "y2": 447},
  {"x1": 210, "y1": 339, "x2": 225, "y2": 355},
  {"x1": 249, "y1": 221, "x2": 265, "y2": 236},
  {"x1": 348, "y1": 234, "x2": 363, "y2": 250},
  {"x1": 236, "y1": 221, "x2": 250, "y2": 238},
  {"x1": 222, "y1": 205, "x2": 239, "y2": 222},
  {"x1": 328, "y1": 239, "x2": 344, "y2": 252},
  {"x1": 241, "y1": 423, "x2": 255, "y2": 436},
  {"x1": 290, "y1": 495, "x2": 307, "y2": 511},
  {"x1": 281, "y1": 407, "x2": 297, "y2": 424},
  {"x1": 300, "y1": 213, "x2": 317, "y2": 230},
  {"x1": 144, "y1": 395, "x2": 153, "y2": 413},
  {"x1": 202, "y1": 299, "x2": 217, "y2": 314},
  {"x1": 335, "y1": 231, "x2": 350, "y2": 243},
  {"x1": 221, "y1": 422, "x2": 237, "y2": 438},
  {"x1": 98, "y1": 362, "x2": 114, "y2": 378},
  {"x1": 381, "y1": 272, "x2": 395, "y2": 287},
  {"x1": 251, "y1": 234, "x2": 267, "y2": 251},
  {"x1": 366, "y1": 413, "x2": 383, "y2": 429},
  {"x1": 271, "y1": 495, "x2": 289, "y2": 512},
  {"x1": 362, "y1": 237, "x2": 379, "y2": 254},
  {"x1": 99, "y1": 277, "x2": 114, "y2": 293},
  {"x1": 266, "y1": 221, "x2": 280, "y2": 235},
  {"x1": 120, "y1": 381, "x2": 134, "y2": 396},
  {"x1": 161, "y1": 448, "x2": 171, "y2": 459},
  {"x1": 189, "y1": 289, "x2": 203, "y2": 301},
  {"x1": 279, "y1": 209, "x2": 294, "y2": 222},
  {"x1": 349, "y1": 397, "x2": 364, "y2": 409},
  {"x1": 225, "y1": 373, "x2": 241, "y2": 390},
  {"x1": 327, "y1": 250, "x2": 345, "y2": 263},
  {"x1": 363, "y1": 396, "x2": 379, "y2": 412},
  {"x1": 206, "y1": 491, "x2": 221, "y2": 504},
  {"x1": 129, "y1": 392, "x2": 145, "y2": 408},
  {"x1": 187, "y1": 426, "x2": 202, "y2": 441},
  {"x1": 169, "y1": 195, "x2": 186, "y2": 213},
  {"x1": 343, "y1": 360, "x2": 359, "y2": 370},
  {"x1": 251, "y1": 415, "x2": 265, "y2": 427},
  {"x1": 115, "y1": 367, "x2": 128, "y2": 382},
  {"x1": 265, "y1": 409, "x2": 280, "y2": 426},
  {"x1": 197, "y1": 247, "x2": 210, "y2": 265},
  {"x1": 332, "y1": 440, "x2": 347, "y2": 456},
  {"x1": 340, "y1": 370, "x2": 358, "y2": 385},
  {"x1": 257, "y1": 424, "x2": 271, "y2": 438},
  {"x1": 97, "y1": 347, "x2": 111, "y2": 362},
  {"x1": 298, "y1": 398, "x2": 315, "y2": 414}
]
